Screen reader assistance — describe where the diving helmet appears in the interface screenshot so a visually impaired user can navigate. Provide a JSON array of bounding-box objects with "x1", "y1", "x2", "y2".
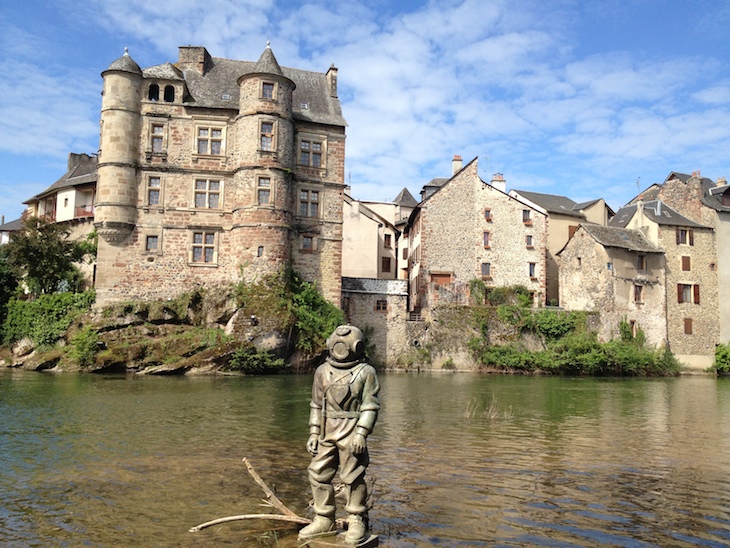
[{"x1": 327, "y1": 325, "x2": 364, "y2": 365}]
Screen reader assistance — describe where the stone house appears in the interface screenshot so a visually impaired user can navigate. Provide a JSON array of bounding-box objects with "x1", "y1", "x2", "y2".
[
  {"x1": 342, "y1": 195, "x2": 399, "y2": 279},
  {"x1": 509, "y1": 190, "x2": 613, "y2": 306},
  {"x1": 628, "y1": 172, "x2": 730, "y2": 344},
  {"x1": 93, "y1": 45, "x2": 346, "y2": 305},
  {"x1": 404, "y1": 157, "x2": 547, "y2": 317},
  {"x1": 557, "y1": 223, "x2": 665, "y2": 346},
  {"x1": 611, "y1": 199, "x2": 718, "y2": 369}
]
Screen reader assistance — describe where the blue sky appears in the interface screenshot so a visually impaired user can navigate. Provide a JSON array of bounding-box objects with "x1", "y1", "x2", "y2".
[{"x1": 2, "y1": 0, "x2": 730, "y2": 222}]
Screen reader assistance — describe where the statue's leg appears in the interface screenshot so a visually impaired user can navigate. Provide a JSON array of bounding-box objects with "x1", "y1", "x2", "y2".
[
  {"x1": 340, "y1": 447, "x2": 370, "y2": 543},
  {"x1": 307, "y1": 441, "x2": 338, "y2": 520}
]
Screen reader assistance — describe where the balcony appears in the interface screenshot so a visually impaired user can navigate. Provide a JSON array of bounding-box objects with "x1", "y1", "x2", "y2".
[{"x1": 75, "y1": 205, "x2": 95, "y2": 218}]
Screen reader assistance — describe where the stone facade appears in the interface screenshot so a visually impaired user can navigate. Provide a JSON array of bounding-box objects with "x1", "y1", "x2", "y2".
[
  {"x1": 94, "y1": 45, "x2": 346, "y2": 305},
  {"x1": 341, "y1": 277, "x2": 409, "y2": 366},
  {"x1": 405, "y1": 157, "x2": 547, "y2": 316},
  {"x1": 557, "y1": 224, "x2": 666, "y2": 346}
]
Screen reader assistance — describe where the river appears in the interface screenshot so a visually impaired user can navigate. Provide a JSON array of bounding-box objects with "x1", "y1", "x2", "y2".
[{"x1": 1, "y1": 370, "x2": 729, "y2": 547}]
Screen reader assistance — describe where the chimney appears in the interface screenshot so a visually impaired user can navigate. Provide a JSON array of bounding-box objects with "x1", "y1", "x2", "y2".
[
  {"x1": 490, "y1": 173, "x2": 506, "y2": 193},
  {"x1": 326, "y1": 64, "x2": 338, "y2": 98},
  {"x1": 452, "y1": 155, "x2": 462, "y2": 175},
  {"x1": 691, "y1": 170, "x2": 701, "y2": 179},
  {"x1": 717, "y1": 177, "x2": 727, "y2": 187},
  {"x1": 1, "y1": 215, "x2": 4, "y2": 226},
  {"x1": 177, "y1": 46, "x2": 212, "y2": 75}
]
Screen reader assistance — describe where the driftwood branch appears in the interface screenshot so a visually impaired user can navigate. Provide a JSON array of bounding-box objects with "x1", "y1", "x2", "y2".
[{"x1": 189, "y1": 457, "x2": 347, "y2": 533}]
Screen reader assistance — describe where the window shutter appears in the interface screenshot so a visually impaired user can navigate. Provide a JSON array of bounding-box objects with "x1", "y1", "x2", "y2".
[
  {"x1": 676, "y1": 228, "x2": 680, "y2": 245},
  {"x1": 677, "y1": 284, "x2": 683, "y2": 303},
  {"x1": 694, "y1": 284, "x2": 700, "y2": 305},
  {"x1": 689, "y1": 229, "x2": 694, "y2": 246}
]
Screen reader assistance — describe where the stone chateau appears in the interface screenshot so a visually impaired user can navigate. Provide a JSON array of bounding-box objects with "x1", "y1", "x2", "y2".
[{"x1": 93, "y1": 44, "x2": 346, "y2": 305}]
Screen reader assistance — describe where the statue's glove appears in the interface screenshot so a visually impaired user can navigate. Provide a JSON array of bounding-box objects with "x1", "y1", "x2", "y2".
[
  {"x1": 306, "y1": 434, "x2": 319, "y2": 455},
  {"x1": 351, "y1": 432, "x2": 367, "y2": 454}
]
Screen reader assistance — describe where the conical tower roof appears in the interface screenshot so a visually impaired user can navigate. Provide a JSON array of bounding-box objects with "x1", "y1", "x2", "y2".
[
  {"x1": 253, "y1": 41, "x2": 284, "y2": 76},
  {"x1": 104, "y1": 47, "x2": 142, "y2": 76}
]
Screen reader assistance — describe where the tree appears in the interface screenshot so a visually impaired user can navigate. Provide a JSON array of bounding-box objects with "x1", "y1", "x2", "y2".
[
  {"x1": 5, "y1": 217, "x2": 95, "y2": 296},
  {"x1": 0, "y1": 246, "x2": 18, "y2": 324}
]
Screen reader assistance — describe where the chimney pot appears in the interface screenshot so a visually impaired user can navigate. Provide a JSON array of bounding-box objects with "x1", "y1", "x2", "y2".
[{"x1": 451, "y1": 155, "x2": 463, "y2": 175}]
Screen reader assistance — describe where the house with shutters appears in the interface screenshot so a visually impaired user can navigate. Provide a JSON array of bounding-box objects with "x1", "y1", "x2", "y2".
[
  {"x1": 609, "y1": 199, "x2": 718, "y2": 369},
  {"x1": 403, "y1": 156, "x2": 547, "y2": 317},
  {"x1": 92, "y1": 44, "x2": 346, "y2": 305},
  {"x1": 557, "y1": 223, "x2": 666, "y2": 347}
]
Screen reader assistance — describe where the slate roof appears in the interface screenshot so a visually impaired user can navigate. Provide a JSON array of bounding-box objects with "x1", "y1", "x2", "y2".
[
  {"x1": 105, "y1": 48, "x2": 142, "y2": 75},
  {"x1": 141, "y1": 49, "x2": 346, "y2": 127},
  {"x1": 0, "y1": 217, "x2": 24, "y2": 232},
  {"x1": 512, "y1": 190, "x2": 588, "y2": 219},
  {"x1": 665, "y1": 172, "x2": 730, "y2": 213},
  {"x1": 579, "y1": 224, "x2": 662, "y2": 253},
  {"x1": 610, "y1": 200, "x2": 709, "y2": 229},
  {"x1": 24, "y1": 154, "x2": 97, "y2": 203},
  {"x1": 392, "y1": 187, "x2": 418, "y2": 207}
]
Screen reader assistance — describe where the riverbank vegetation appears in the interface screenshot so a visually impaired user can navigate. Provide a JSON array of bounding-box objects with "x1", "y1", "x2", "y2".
[{"x1": 466, "y1": 286, "x2": 680, "y2": 376}]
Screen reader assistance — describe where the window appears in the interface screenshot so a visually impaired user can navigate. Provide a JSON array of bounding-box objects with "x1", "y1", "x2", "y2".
[
  {"x1": 681, "y1": 256, "x2": 691, "y2": 271},
  {"x1": 197, "y1": 126, "x2": 223, "y2": 155},
  {"x1": 607, "y1": 262, "x2": 613, "y2": 270},
  {"x1": 529, "y1": 262, "x2": 537, "y2": 278},
  {"x1": 710, "y1": 262, "x2": 717, "y2": 271},
  {"x1": 191, "y1": 231, "x2": 216, "y2": 264},
  {"x1": 299, "y1": 190, "x2": 319, "y2": 217},
  {"x1": 483, "y1": 231, "x2": 491, "y2": 248},
  {"x1": 257, "y1": 177, "x2": 271, "y2": 205},
  {"x1": 523, "y1": 210, "x2": 532, "y2": 225},
  {"x1": 484, "y1": 208, "x2": 492, "y2": 222},
  {"x1": 481, "y1": 262, "x2": 491, "y2": 279},
  {"x1": 148, "y1": 84, "x2": 159, "y2": 101},
  {"x1": 384, "y1": 234, "x2": 392, "y2": 248},
  {"x1": 677, "y1": 284, "x2": 700, "y2": 304},
  {"x1": 676, "y1": 228, "x2": 694, "y2": 246},
  {"x1": 163, "y1": 85, "x2": 175, "y2": 102},
  {"x1": 684, "y1": 318, "x2": 693, "y2": 334},
  {"x1": 381, "y1": 257, "x2": 392, "y2": 273},
  {"x1": 637, "y1": 255, "x2": 646, "y2": 271},
  {"x1": 634, "y1": 284, "x2": 644, "y2": 303},
  {"x1": 299, "y1": 139, "x2": 323, "y2": 167},
  {"x1": 577, "y1": 257, "x2": 582, "y2": 267},
  {"x1": 260, "y1": 122, "x2": 274, "y2": 151},
  {"x1": 402, "y1": 248, "x2": 408, "y2": 260},
  {"x1": 262, "y1": 82, "x2": 275, "y2": 99},
  {"x1": 376, "y1": 299, "x2": 387, "y2": 311},
  {"x1": 526, "y1": 235, "x2": 533, "y2": 248},
  {"x1": 64, "y1": 197, "x2": 68, "y2": 208},
  {"x1": 194, "y1": 179, "x2": 221, "y2": 209},
  {"x1": 147, "y1": 176, "x2": 161, "y2": 205},
  {"x1": 145, "y1": 235, "x2": 159, "y2": 252},
  {"x1": 302, "y1": 236, "x2": 314, "y2": 252},
  {"x1": 151, "y1": 124, "x2": 164, "y2": 153},
  {"x1": 257, "y1": 246, "x2": 264, "y2": 257},
  {"x1": 568, "y1": 225, "x2": 579, "y2": 239}
]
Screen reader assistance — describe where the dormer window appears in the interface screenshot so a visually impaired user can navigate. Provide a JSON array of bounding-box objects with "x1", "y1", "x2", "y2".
[
  {"x1": 164, "y1": 85, "x2": 175, "y2": 102},
  {"x1": 148, "y1": 84, "x2": 160, "y2": 101}
]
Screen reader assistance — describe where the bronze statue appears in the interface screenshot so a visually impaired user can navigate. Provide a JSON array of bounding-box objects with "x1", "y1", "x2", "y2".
[{"x1": 299, "y1": 325, "x2": 380, "y2": 544}]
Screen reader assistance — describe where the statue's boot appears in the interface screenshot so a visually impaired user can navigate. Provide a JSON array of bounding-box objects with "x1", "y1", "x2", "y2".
[
  {"x1": 345, "y1": 514, "x2": 367, "y2": 544},
  {"x1": 298, "y1": 515, "x2": 335, "y2": 540}
]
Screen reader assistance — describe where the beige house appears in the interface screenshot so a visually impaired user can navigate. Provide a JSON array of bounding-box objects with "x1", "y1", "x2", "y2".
[
  {"x1": 93, "y1": 45, "x2": 347, "y2": 305},
  {"x1": 342, "y1": 195, "x2": 399, "y2": 279},
  {"x1": 404, "y1": 157, "x2": 547, "y2": 316},
  {"x1": 557, "y1": 223, "x2": 666, "y2": 346},
  {"x1": 611, "y1": 199, "x2": 717, "y2": 369},
  {"x1": 510, "y1": 189, "x2": 613, "y2": 306}
]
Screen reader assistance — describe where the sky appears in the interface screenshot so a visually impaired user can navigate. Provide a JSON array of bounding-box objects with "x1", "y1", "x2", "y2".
[{"x1": 2, "y1": 0, "x2": 730, "y2": 223}]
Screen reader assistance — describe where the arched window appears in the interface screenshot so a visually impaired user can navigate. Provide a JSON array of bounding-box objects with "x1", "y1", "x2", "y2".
[
  {"x1": 148, "y1": 84, "x2": 159, "y2": 101},
  {"x1": 164, "y1": 85, "x2": 175, "y2": 103}
]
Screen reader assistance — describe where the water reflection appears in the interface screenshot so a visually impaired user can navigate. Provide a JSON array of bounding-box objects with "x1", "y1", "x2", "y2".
[{"x1": 1, "y1": 371, "x2": 730, "y2": 546}]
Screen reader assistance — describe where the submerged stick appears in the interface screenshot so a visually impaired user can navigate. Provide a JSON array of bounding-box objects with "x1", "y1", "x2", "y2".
[
  {"x1": 242, "y1": 457, "x2": 300, "y2": 518},
  {"x1": 188, "y1": 513, "x2": 309, "y2": 532}
]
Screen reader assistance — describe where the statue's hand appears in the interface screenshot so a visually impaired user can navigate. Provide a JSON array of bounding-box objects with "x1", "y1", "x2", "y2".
[
  {"x1": 351, "y1": 432, "x2": 367, "y2": 454},
  {"x1": 306, "y1": 434, "x2": 319, "y2": 455}
]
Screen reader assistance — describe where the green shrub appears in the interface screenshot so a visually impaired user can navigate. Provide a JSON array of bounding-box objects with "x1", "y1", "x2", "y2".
[
  {"x1": 714, "y1": 343, "x2": 730, "y2": 373},
  {"x1": 68, "y1": 326, "x2": 100, "y2": 367},
  {"x1": 2, "y1": 291, "x2": 95, "y2": 347},
  {"x1": 227, "y1": 345, "x2": 286, "y2": 374}
]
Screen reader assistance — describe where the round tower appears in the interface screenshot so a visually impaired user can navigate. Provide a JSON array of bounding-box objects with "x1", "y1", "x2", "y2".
[
  {"x1": 232, "y1": 43, "x2": 297, "y2": 272},
  {"x1": 95, "y1": 48, "x2": 142, "y2": 243}
]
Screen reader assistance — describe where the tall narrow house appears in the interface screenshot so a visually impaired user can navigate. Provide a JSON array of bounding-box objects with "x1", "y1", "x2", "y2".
[{"x1": 94, "y1": 45, "x2": 347, "y2": 305}]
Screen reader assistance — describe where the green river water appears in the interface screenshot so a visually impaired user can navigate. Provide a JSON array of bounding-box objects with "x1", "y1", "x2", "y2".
[{"x1": 1, "y1": 369, "x2": 730, "y2": 547}]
